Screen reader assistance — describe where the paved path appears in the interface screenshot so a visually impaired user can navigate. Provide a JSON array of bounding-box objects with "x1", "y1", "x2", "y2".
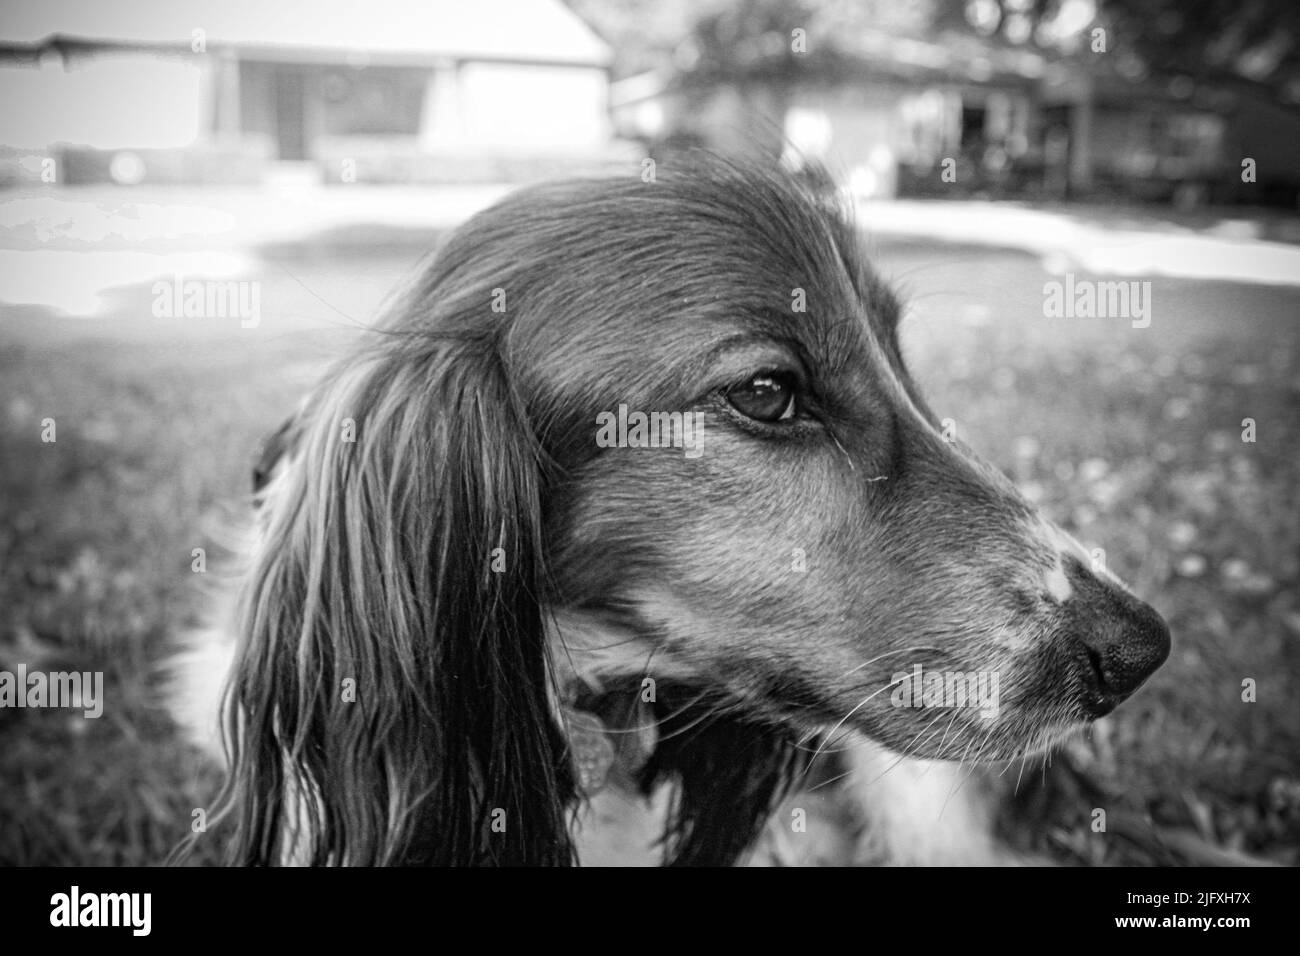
[
  {"x1": 857, "y1": 199, "x2": 1300, "y2": 288},
  {"x1": 2, "y1": 183, "x2": 1298, "y2": 316}
]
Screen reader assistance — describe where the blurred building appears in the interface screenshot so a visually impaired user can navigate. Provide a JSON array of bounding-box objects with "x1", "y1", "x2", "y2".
[
  {"x1": 1039, "y1": 68, "x2": 1236, "y2": 207},
  {"x1": 612, "y1": 33, "x2": 1039, "y2": 201},
  {"x1": 613, "y1": 26, "x2": 1295, "y2": 207},
  {"x1": 0, "y1": 0, "x2": 618, "y2": 185}
]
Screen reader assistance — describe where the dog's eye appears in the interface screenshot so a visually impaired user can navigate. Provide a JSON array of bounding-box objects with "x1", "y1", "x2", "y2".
[{"x1": 726, "y1": 372, "x2": 797, "y2": 423}]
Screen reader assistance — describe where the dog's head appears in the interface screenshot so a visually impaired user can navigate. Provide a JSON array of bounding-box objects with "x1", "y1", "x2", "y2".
[{"x1": 220, "y1": 157, "x2": 1168, "y2": 865}]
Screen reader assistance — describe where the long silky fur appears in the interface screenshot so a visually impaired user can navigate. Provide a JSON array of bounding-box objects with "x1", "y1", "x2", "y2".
[
  {"x1": 207, "y1": 329, "x2": 576, "y2": 865},
  {"x1": 643, "y1": 693, "x2": 805, "y2": 867}
]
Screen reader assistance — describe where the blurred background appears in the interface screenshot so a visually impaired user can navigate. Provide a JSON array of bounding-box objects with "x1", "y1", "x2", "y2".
[{"x1": 0, "y1": 0, "x2": 1297, "y2": 865}]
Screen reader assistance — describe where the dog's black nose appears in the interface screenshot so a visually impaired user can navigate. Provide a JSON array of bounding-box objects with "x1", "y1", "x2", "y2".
[
  {"x1": 1079, "y1": 599, "x2": 1170, "y2": 700},
  {"x1": 1066, "y1": 562, "x2": 1171, "y2": 716}
]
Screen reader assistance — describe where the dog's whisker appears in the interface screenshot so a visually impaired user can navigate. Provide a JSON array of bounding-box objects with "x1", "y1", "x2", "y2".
[
  {"x1": 837, "y1": 645, "x2": 946, "y2": 682},
  {"x1": 807, "y1": 764, "x2": 858, "y2": 794},
  {"x1": 915, "y1": 709, "x2": 954, "y2": 755},
  {"x1": 857, "y1": 709, "x2": 950, "y2": 791},
  {"x1": 802, "y1": 676, "x2": 908, "y2": 777},
  {"x1": 936, "y1": 713, "x2": 973, "y2": 817},
  {"x1": 936, "y1": 709, "x2": 960, "y2": 760},
  {"x1": 1013, "y1": 742, "x2": 1031, "y2": 795},
  {"x1": 829, "y1": 433, "x2": 857, "y2": 472}
]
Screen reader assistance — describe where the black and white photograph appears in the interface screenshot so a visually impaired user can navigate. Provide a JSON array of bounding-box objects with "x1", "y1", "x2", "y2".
[{"x1": 0, "y1": 0, "x2": 1295, "y2": 927}]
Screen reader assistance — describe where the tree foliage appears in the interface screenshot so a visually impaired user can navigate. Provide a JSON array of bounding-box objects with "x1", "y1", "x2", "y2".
[{"x1": 569, "y1": 0, "x2": 1300, "y2": 114}]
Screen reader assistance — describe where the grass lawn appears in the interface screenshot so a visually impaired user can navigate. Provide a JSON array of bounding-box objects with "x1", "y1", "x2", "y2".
[{"x1": 1, "y1": 235, "x2": 1297, "y2": 865}]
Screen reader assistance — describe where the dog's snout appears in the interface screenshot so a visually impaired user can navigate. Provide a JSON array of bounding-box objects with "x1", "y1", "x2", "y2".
[{"x1": 1063, "y1": 559, "x2": 1171, "y2": 716}]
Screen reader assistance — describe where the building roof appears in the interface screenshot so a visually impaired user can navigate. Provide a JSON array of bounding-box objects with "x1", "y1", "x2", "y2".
[{"x1": 0, "y1": 0, "x2": 611, "y2": 67}]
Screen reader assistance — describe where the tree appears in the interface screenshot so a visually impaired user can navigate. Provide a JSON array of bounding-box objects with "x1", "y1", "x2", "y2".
[
  {"x1": 948, "y1": 0, "x2": 1300, "y2": 116},
  {"x1": 570, "y1": 0, "x2": 1300, "y2": 117}
]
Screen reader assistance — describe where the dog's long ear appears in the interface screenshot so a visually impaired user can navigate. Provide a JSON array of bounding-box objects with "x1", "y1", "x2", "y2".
[{"x1": 219, "y1": 336, "x2": 575, "y2": 865}]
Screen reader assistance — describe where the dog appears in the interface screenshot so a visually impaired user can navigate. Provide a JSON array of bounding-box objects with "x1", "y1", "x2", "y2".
[{"x1": 169, "y1": 156, "x2": 1170, "y2": 866}]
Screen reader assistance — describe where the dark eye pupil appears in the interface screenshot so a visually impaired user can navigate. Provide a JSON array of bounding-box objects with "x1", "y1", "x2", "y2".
[{"x1": 727, "y1": 373, "x2": 795, "y2": 422}]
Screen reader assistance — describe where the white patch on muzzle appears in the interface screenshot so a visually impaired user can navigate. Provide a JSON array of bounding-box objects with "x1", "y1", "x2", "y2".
[
  {"x1": 1034, "y1": 519, "x2": 1132, "y2": 597},
  {"x1": 1043, "y1": 557, "x2": 1072, "y2": 603}
]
